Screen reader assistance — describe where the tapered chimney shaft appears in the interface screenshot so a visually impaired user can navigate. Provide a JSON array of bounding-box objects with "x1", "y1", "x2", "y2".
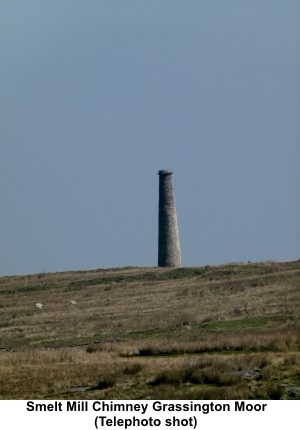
[{"x1": 158, "y1": 170, "x2": 182, "y2": 267}]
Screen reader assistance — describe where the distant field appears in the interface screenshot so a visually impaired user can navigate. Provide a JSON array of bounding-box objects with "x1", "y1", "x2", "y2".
[{"x1": 0, "y1": 261, "x2": 299, "y2": 399}]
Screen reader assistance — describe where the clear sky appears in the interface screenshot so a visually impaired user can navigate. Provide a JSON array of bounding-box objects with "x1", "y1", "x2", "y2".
[{"x1": 1, "y1": 1, "x2": 300, "y2": 276}]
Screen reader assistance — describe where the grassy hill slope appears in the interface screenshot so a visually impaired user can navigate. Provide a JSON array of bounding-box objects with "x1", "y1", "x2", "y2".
[{"x1": 0, "y1": 261, "x2": 299, "y2": 399}]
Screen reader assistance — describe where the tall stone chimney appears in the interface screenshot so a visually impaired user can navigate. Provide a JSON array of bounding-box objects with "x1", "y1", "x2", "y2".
[{"x1": 158, "y1": 170, "x2": 182, "y2": 267}]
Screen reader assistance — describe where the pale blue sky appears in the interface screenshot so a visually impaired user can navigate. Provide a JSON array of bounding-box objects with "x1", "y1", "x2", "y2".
[{"x1": 1, "y1": 1, "x2": 300, "y2": 276}]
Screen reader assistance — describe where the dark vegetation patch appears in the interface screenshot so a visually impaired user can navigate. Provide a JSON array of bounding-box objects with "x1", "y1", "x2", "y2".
[{"x1": 89, "y1": 377, "x2": 116, "y2": 391}]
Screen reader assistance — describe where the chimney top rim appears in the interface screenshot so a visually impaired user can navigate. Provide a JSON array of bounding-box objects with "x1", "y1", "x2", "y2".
[{"x1": 158, "y1": 169, "x2": 173, "y2": 175}]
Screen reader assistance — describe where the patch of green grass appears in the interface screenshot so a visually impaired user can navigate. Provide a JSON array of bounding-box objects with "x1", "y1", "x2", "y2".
[
  {"x1": 199, "y1": 315, "x2": 289, "y2": 332},
  {"x1": 200, "y1": 317, "x2": 270, "y2": 331},
  {"x1": 0, "y1": 285, "x2": 49, "y2": 295},
  {"x1": 64, "y1": 267, "x2": 212, "y2": 290}
]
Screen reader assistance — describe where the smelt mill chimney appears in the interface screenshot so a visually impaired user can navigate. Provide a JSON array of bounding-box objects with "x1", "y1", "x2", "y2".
[{"x1": 158, "y1": 170, "x2": 182, "y2": 267}]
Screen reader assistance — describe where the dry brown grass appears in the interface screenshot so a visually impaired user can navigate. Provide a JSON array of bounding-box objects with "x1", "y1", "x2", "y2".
[{"x1": 0, "y1": 260, "x2": 299, "y2": 399}]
